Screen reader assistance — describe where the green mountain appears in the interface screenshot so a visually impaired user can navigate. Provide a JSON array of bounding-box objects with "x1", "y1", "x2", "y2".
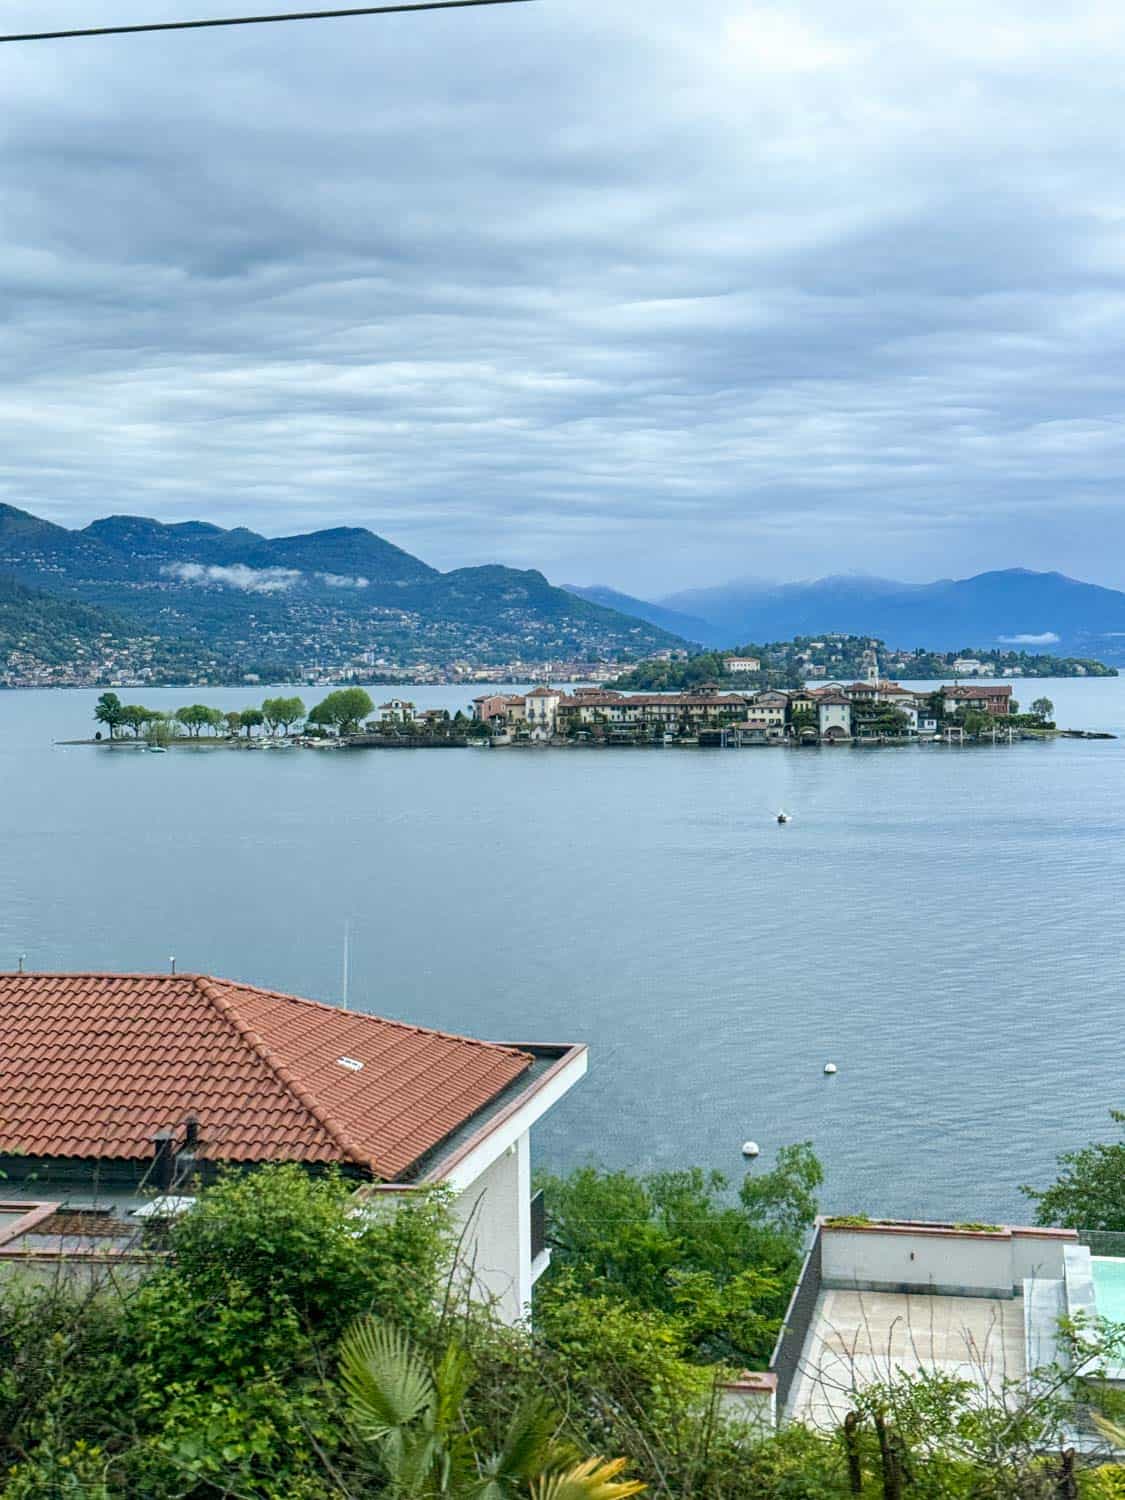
[
  {"x1": 0, "y1": 574, "x2": 222, "y2": 685},
  {"x1": 0, "y1": 506, "x2": 684, "y2": 671}
]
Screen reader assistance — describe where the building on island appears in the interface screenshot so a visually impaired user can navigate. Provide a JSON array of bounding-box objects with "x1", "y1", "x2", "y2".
[
  {"x1": 0, "y1": 972, "x2": 586, "y2": 1322},
  {"x1": 471, "y1": 693, "x2": 526, "y2": 729},
  {"x1": 815, "y1": 692, "x2": 852, "y2": 741},
  {"x1": 468, "y1": 677, "x2": 1013, "y2": 745},
  {"x1": 523, "y1": 685, "x2": 562, "y2": 739},
  {"x1": 377, "y1": 698, "x2": 417, "y2": 725},
  {"x1": 943, "y1": 684, "x2": 1012, "y2": 716}
]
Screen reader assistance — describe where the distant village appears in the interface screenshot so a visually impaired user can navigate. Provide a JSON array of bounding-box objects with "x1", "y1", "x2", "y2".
[{"x1": 470, "y1": 648, "x2": 1030, "y2": 746}]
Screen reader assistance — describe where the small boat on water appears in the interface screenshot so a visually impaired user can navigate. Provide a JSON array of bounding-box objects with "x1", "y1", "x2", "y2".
[
  {"x1": 776, "y1": 810, "x2": 790, "y2": 824},
  {"x1": 147, "y1": 745, "x2": 167, "y2": 754}
]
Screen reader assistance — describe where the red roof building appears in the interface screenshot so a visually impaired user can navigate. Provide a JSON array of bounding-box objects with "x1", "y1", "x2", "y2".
[{"x1": 0, "y1": 971, "x2": 587, "y2": 1320}]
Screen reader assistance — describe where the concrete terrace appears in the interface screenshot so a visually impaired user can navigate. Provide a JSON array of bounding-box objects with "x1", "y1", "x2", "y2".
[{"x1": 788, "y1": 1286, "x2": 1027, "y2": 1429}]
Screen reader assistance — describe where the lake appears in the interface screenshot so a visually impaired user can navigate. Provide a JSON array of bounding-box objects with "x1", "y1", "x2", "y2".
[{"x1": 2, "y1": 677, "x2": 1122, "y2": 1221}]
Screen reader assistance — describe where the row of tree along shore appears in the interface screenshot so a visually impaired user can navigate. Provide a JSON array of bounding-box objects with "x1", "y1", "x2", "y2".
[{"x1": 89, "y1": 689, "x2": 474, "y2": 746}]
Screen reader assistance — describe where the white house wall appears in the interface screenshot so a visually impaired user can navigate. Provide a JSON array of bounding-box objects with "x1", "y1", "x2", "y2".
[{"x1": 450, "y1": 1131, "x2": 530, "y2": 1324}]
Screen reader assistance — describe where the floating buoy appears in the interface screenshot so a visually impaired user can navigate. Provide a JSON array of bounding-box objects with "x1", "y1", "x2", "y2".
[
  {"x1": 824, "y1": 1062, "x2": 838, "y2": 1075},
  {"x1": 741, "y1": 1140, "x2": 760, "y2": 1158}
]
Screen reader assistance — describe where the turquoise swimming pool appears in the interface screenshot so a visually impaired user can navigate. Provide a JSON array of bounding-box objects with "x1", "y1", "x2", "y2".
[{"x1": 1091, "y1": 1258, "x2": 1125, "y2": 1325}]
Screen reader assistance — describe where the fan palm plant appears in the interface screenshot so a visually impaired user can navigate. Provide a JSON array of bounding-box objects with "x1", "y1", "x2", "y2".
[{"x1": 338, "y1": 1317, "x2": 643, "y2": 1500}]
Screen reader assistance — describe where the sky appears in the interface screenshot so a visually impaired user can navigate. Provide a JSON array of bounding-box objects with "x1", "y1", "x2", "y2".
[{"x1": 2, "y1": 0, "x2": 1125, "y2": 597}]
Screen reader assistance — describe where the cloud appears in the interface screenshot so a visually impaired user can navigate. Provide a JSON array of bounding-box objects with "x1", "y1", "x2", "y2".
[
  {"x1": 317, "y1": 572, "x2": 369, "y2": 589},
  {"x1": 2, "y1": 0, "x2": 1125, "y2": 591},
  {"x1": 998, "y1": 632, "x2": 1061, "y2": 645},
  {"x1": 162, "y1": 562, "x2": 301, "y2": 593}
]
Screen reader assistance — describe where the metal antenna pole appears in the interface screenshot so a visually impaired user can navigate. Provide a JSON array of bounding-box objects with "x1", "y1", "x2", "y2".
[{"x1": 342, "y1": 921, "x2": 350, "y2": 1010}]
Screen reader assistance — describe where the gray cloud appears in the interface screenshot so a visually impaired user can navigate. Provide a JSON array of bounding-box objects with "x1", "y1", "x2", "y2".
[
  {"x1": 162, "y1": 562, "x2": 301, "y2": 592},
  {"x1": 2, "y1": 1, "x2": 1125, "y2": 593}
]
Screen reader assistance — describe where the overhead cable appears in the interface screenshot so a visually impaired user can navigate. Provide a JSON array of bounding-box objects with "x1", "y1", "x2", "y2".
[{"x1": 0, "y1": 0, "x2": 534, "y2": 45}]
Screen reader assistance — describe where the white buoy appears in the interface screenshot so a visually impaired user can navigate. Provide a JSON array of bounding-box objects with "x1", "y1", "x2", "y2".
[
  {"x1": 823, "y1": 1062, "x2": 838, "y2": 1075},
  {"x1": 741, "y1": 1140, "x2": 760, "y2": 1158}
]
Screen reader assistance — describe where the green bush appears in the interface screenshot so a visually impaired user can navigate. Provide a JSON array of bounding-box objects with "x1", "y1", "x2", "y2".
[{"x1": 537, "y1": 1147, "x2": 821, "y2": 1367}]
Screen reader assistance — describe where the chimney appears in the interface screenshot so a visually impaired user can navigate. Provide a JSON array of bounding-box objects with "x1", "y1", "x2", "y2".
[
  {"x1": 183, "y1": 1115, "x2": 199, "y2": 1151},
  {"x1": 151, "y1": 1130, "x2": 175, "y2": 1192}
]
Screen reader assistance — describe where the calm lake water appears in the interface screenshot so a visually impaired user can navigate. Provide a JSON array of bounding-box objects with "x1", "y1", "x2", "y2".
[{"x1": 2, "y1": 678, "x2": 1123, "y2": 1221}]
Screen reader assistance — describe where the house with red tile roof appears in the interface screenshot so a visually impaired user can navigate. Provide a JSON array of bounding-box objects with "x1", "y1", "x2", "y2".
[{"x1": 0, "y1": 972, "x2": 587, "y2": 1321}]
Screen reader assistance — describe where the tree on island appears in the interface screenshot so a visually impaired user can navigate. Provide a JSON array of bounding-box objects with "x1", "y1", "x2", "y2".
[
  {"x1": 309, "y1": 687, "x2": 374, "y2": 736},
  {"x1": 1031, "y1": 696, "x2": 1055, "y2": 722},
  {"x1": 223, "y1": 710, "x2": 242, "y2": 738},
  {"x1": 240, "y1": 707, "x2": 264, "y2": 737},
  {"x1": 93, "y1": 692, "x2": 124, "y2": 739},
  {"x1": 120, "y1": 704, "x2": 157, "y2": 738},
  {"x1": 175, "y1": 704, "x2": 221, "y2": 738},
  {"x1": 146, "y1": 713, "x2": 180, "y2": 747},
  {"x1": 262, "y1": 696, "x2": 306, "y2": 735}
]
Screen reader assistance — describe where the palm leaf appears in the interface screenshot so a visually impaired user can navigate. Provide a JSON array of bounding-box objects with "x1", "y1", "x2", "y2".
[
  {"x1": 1093, "y1": 1413, "x2": 1125, "y2": 1449},
  {"x1": 432, "y1": 1338, "x2": 475, "y2": 1436},
  {"x1": 479, "y1": 1395, "x2": 566, "y2": 1490},
  {"x1": 530, "y1": 1458, "x2": 646, "y2": 1500},
  {"x1": 339, "y1": 1317, "x2": 436, "y2": 1441}
]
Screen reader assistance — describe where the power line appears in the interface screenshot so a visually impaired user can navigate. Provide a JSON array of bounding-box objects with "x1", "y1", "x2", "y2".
[{"x1": 0, "y1": 0, "x2": 535, "y2": 45}]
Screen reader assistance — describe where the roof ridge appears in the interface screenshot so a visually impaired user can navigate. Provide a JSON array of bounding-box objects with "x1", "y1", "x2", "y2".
[
  {"x1": 193, "y1": 976, "x2": 378, "y2": 1175},
  {"x1": 212, "y1": 976, "x2": 532, "y2": 1059}
]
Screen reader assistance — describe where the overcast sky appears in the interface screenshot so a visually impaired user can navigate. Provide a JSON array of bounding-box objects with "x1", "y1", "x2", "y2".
[{"x1": 2, "y1": 0, "x2": 1124, "y2": 595}]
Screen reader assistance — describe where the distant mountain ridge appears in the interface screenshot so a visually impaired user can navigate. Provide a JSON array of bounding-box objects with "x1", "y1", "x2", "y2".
[
  {"x1": 577, "y1": 568, "x2": 1125, "y2": 661},
  {"x1": 561, "y1": 584, "x2": 712, "y2": 643},
  {"x1": 0, "y1": 505, "x2": 683, "y2": 671}
]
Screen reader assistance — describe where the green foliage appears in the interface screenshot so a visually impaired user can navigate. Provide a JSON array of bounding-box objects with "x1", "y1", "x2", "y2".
[
  {"x1": 3, "y1": 1153, "x2": 1125, "y2": 1500},
  {"x1": 1023, "y1": 1109, "x2": 1125, "y2": 1230},
  {"x1": 154, "y1": 1165, "x2": 451, "y2": 1346},
  {"x1": 262, "y1": 695, "x2": 306, "y2": 733},
  {"x1": 338, "y1": 1316, "x2": 616, "y2": 1500},
  {"x1": 145, "y1": 714, "x2": 180, "y2": 747},
  {"x1": 537, "y1": 1148, "x2": 821, "y2": 1367},
  {"x1": 119, "y1": 703, "x2": 156, "y2": 737},
  {"x1": 1031, "y1": 696, "x2": 1055, "y2": 721},
  {"x1": 310, "y1": 686, "x2": 375, "y2": 734},
  {"x1": 93, "y1": 691, "x2": 124, "y2": 737},
  {"x1": 0, "y1": 1166, "x2": 452, "y2": 1499},
  {"x1": 174, "y1": 703, "x2": 220, "y2": 737},
  {"x1": 241, "y1": 705, "x2": 265, "y2": 735}
]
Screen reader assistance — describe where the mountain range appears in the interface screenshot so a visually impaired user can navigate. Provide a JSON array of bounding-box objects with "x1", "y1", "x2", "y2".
[
  {"x1": 5, "y1": 497, "x2": 1125, "y2": 679},
  {"x1": 0, "y1": 505, "x2": 680, "y2": 674},
  {"x1": 565, "y1": 570, "x2": 1125, "y2": 661}
]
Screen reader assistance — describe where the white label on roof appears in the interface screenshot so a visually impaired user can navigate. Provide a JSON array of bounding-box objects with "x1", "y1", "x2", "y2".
[{"x1": 337, "y1": 1056, "x2": 364, "y2": 1071}]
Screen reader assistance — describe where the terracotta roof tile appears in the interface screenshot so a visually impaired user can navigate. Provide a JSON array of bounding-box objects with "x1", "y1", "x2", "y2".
[{"x1": 0, "y1": 973, "x2": 533, "y2": 1180}]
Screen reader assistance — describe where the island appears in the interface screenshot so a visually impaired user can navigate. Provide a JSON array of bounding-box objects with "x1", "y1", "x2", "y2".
[
  {"x1": 75, "y1": 660, "x2": 1115, "y2": 752},
  {"x1": 608, "y1": 634, "x2": 1117, "y2": 693}
]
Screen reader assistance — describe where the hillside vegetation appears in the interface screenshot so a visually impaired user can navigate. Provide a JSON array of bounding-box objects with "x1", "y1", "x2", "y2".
[{"x1": 0, "y1": 505, "x2": 683, "y2": 672}]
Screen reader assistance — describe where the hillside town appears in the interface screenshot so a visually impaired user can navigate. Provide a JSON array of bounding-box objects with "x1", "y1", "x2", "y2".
[{"x1": 472, "y1": 649, "x2": 1021, "y2": 745}]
